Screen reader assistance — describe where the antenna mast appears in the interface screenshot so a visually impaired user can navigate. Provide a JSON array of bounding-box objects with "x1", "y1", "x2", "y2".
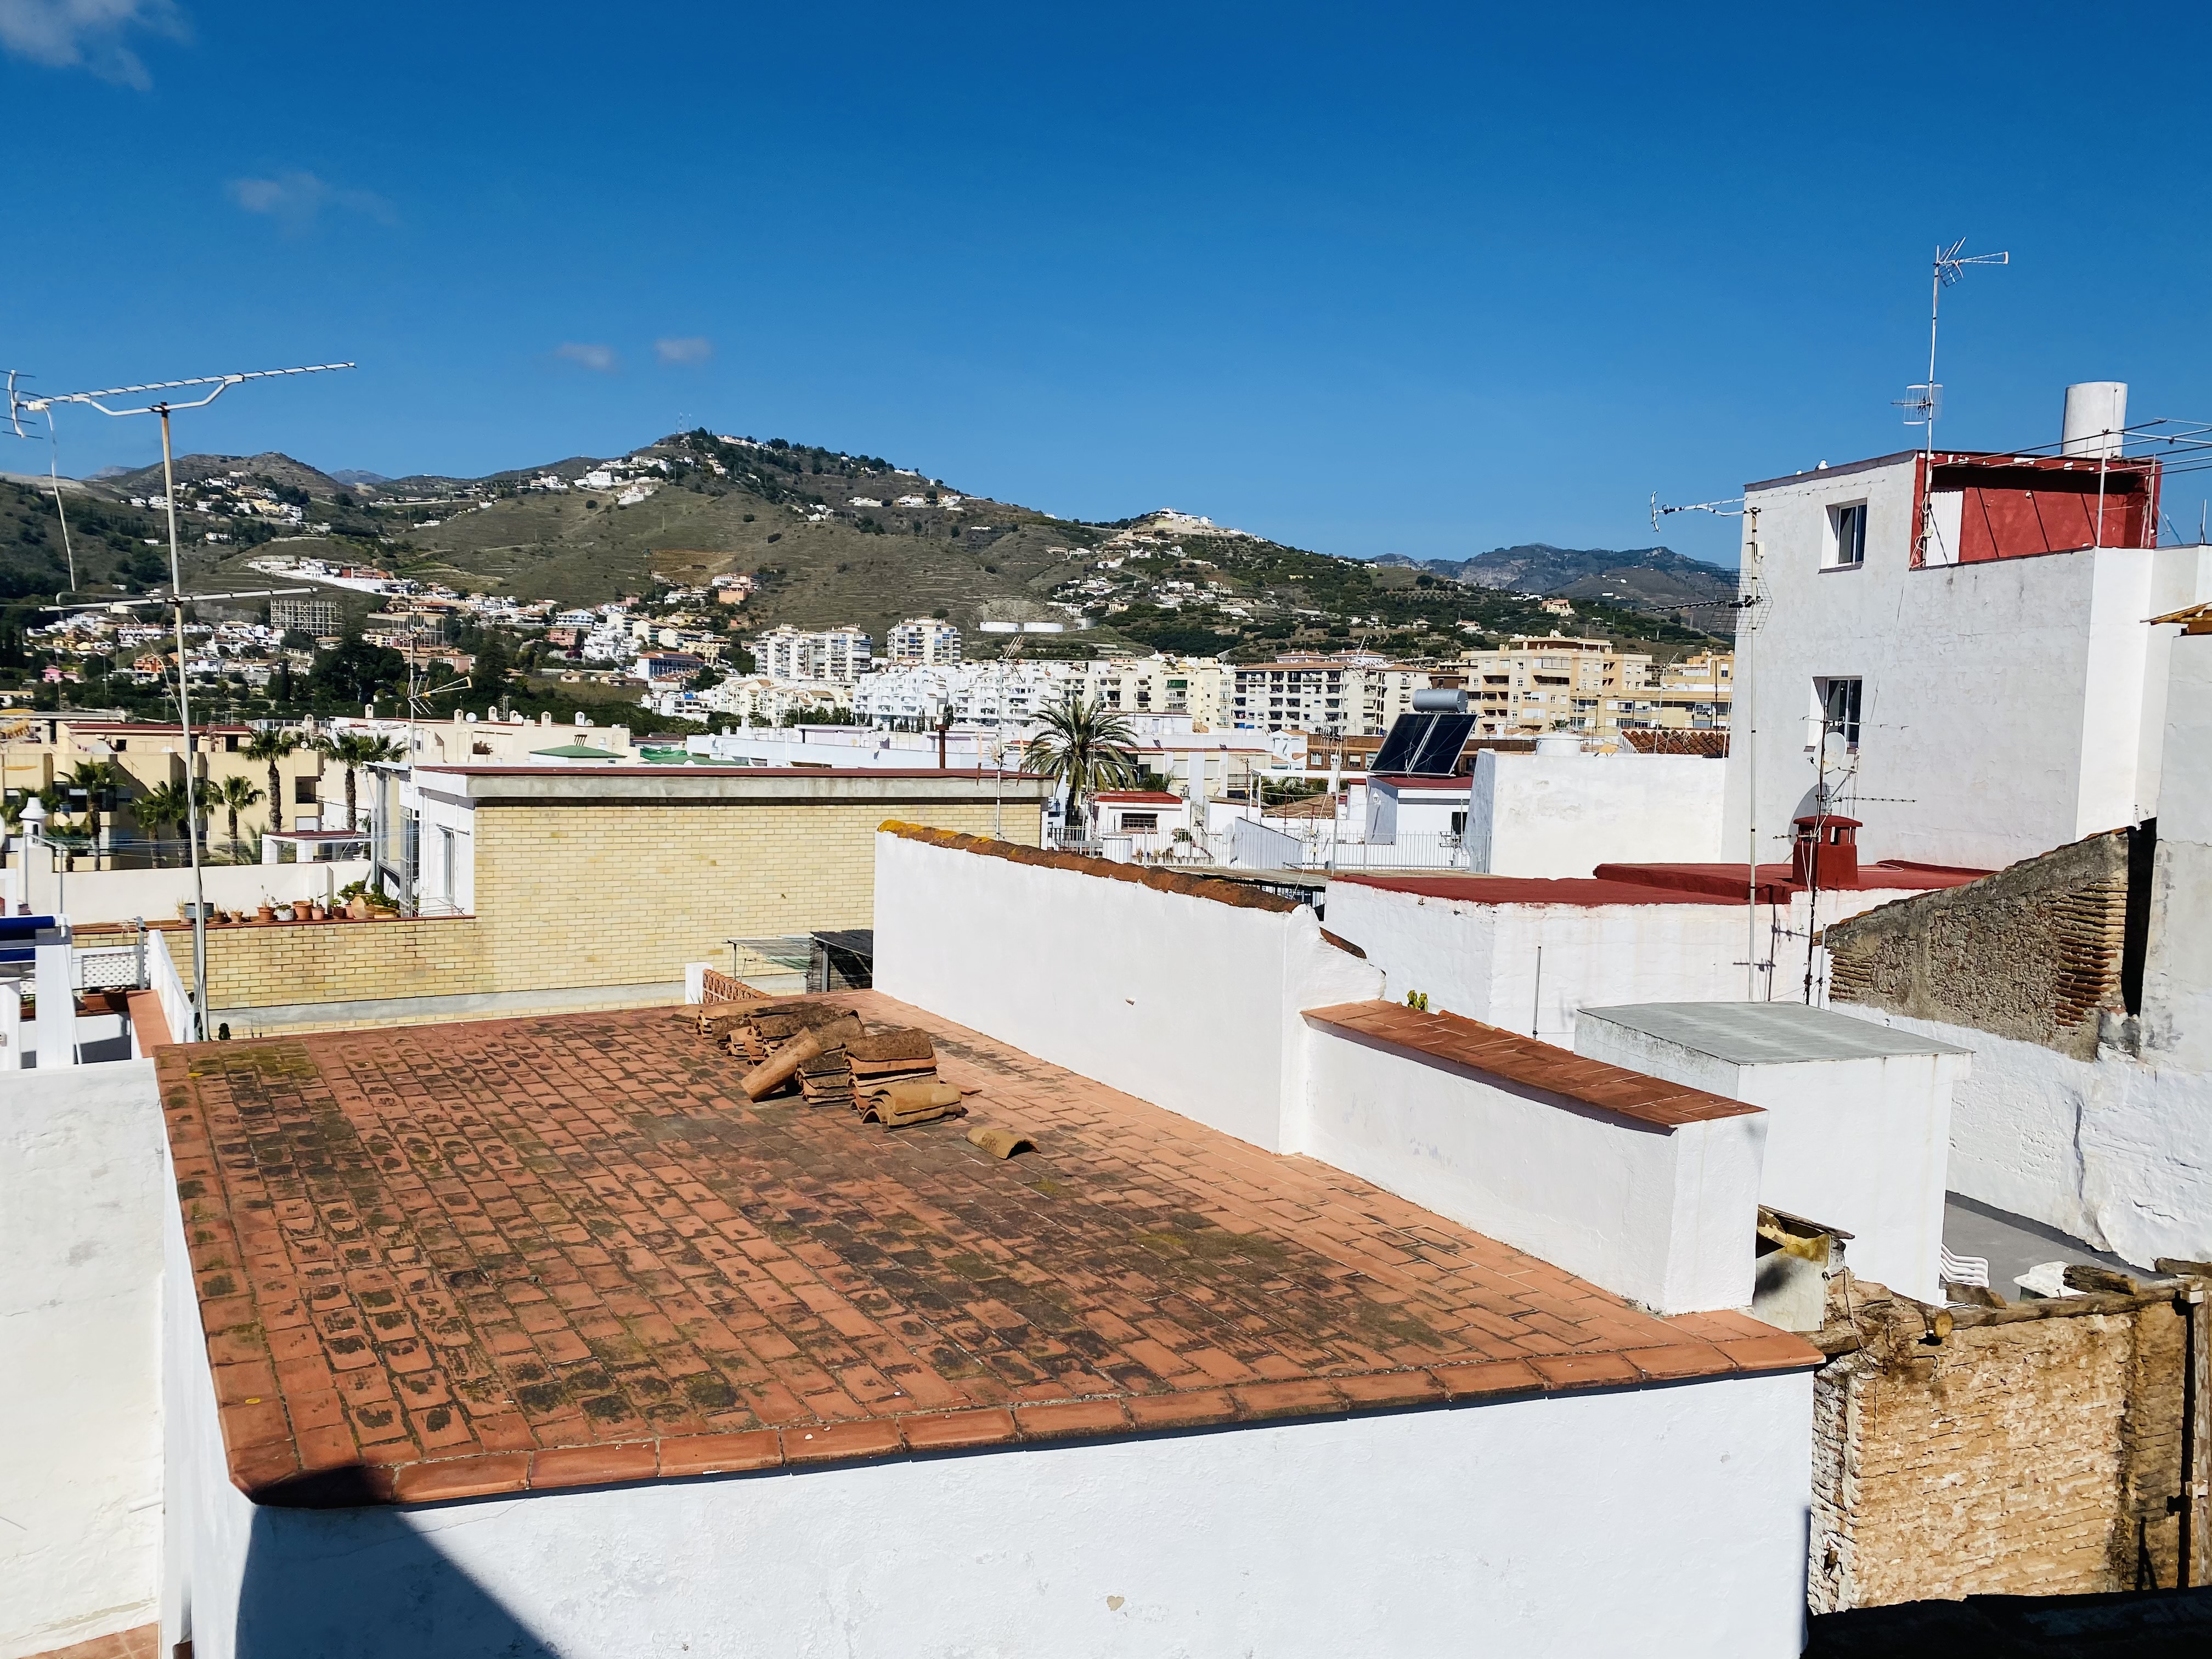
[
  {"x1": 1898, "y1": 241, "x2": 2007, "y2": 560},
  {"x1": 14, "y1": 362, "x2": 355, "y2": 1040}
]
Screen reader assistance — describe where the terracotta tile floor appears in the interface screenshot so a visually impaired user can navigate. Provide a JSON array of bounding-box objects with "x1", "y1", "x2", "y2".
[
  {"x1": 23, "y1": 1623, "x2": 159, "y2": 1659},
  {"x1": 161, "y1": 992, "x2": 1817, "y2": 1506}
]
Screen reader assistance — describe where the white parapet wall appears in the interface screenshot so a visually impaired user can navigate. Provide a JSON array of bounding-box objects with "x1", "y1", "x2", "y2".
[
  {"x1": 1575, "y1": 1003, "x2": 1970, "y2": 1304},
  {"x1": 1298, "y1": 1006, "x2": 1765, "y2": 1313},
  {"x1": 1468, "y1": 751, "x2": 1725, "y2": 878},
  {"x1": 24, "y1": 859, "x2": 372, "y2": 927},
  {"x1": 873, "y1": 827, "x2": 1381, "y2": 1151},
  {"x1": 1, "y1": 1060, "x2": 167, "y2": 1659},
  {"x1": 160, "y1": 1185, "x2": 1815, "y2": 1659}
]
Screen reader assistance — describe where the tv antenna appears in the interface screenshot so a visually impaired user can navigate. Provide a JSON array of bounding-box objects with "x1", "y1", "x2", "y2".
[
  {"x1": 1896, "y1": 240, "x2": 2008, "y2": 451},
  {"x1": 1651, "y1": 490, "x2": 1770, "y2": 996},
  {"x1": 12, "y1": 360, "x2": 354, "y2": 1040}
]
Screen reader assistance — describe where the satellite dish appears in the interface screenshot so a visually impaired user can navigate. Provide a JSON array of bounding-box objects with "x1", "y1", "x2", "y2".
[{"x1": 1820, "y1": 732, "x2": 1855, "y2": 775}]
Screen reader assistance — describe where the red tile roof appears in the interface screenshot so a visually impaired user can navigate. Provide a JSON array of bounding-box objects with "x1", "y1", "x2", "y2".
[
  {"x1": 882, "y1": 822, "x2": 1300, "y2": 912},
  {"x1": 161, "y1": 993, "x2": 1815, "y2": 1509},
  {"x1": 1303, "y1": 1002, "x2": 1761, "y2": 1127},
  {"x1": 1092, "y1": 791, "x2": 1185, "y2": 804},
  {"x1": 1334, "y1": 873, "x2": 1735, "y2": 907},
  {"x1": 1590, "y1": 861, "x2": 1989, "y2": 899}
]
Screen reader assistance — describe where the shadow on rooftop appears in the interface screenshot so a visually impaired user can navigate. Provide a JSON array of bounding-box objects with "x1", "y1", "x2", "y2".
[{"x1": 233, "y1": 1503, "x2": 561, "y2": 1659}]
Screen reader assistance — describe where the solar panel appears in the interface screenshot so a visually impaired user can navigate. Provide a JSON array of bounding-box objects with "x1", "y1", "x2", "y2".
[{"x1": 1369, "y1": 712, "x2": 1475, "y2": 776}]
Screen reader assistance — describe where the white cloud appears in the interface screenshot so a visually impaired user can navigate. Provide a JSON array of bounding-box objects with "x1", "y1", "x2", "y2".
[
  {"x1": 227, "y1": 169, "x2": 396, "y2": 232},
  {"x1": 557, "y1": 342, "x2": 619, "y2": 374},
  {"x1": 654, "y1": 336, "x2": 713, "y2": 366},
  {"x1": 0, "y1": 0, "x2": 187, "y2": 89}
]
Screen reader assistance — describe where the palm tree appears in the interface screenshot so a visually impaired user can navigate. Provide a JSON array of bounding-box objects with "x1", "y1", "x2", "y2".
[
  {"x1": 242, "y1": 728, "x2": 300, "y2": 836},
  {"x1": 58, "y1": 758, "x2": 127, "y2": 869},
  {"x1": 317, "y1": 731, "x2": 405, "y2": 831},
  {"x1": 1020, "y1": 691, "x2": 1141, "y2": 842},
  {"x1": 213, "y1": 775, "x2": 264, "y2": 862},
  {"x1": 133, "y1": 779, "x2": 192, "y2": 867}
]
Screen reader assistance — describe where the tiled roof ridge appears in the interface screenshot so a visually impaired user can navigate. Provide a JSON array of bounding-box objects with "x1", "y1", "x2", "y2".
[
  {"x1": 245, "y1": 1338, "x2": 1810, "y2": 1509},
  {"x1": 879, "y1": 821, "x2": 1300, "y2": 913},
  {"x1": 1302, "y1": 1000, "x2": 1762, "y2": 1127}
]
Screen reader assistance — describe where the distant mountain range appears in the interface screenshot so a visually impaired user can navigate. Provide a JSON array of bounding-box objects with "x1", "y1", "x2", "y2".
[
  {"x1": 0, "y1": 436, "x2": 1728, "y2": 656},
  {"x1": 1370, "y1": 544, "x2": 1739, "y2": 613}
]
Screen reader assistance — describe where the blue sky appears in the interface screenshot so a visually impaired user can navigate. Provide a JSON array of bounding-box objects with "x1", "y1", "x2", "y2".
[{"x1": 3, "y1": 2, "x2": 2208, "y2": 568}]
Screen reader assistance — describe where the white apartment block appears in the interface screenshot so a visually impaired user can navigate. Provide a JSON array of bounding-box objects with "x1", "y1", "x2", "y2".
[
  {"x1": 753, "y1": 624, "x2": 874, "y2": 685},
  {"x1": 853, "y1": 660, "x2": 1086, "y2": 726},
  {"x1": 887, "y1": 617, "x2": 963, "y2": 665},
  {"x1": 1229, "y1": 657, "x2": 1430, "y2": 736},
  {"x1": 702, "y1": 675, "x2": 856, "y2": 724}
]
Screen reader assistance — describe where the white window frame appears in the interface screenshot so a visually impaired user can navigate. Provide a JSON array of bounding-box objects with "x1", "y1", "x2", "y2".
[{"x1": 1824, "y1": 503, "x2": 1868, "y2": 570}]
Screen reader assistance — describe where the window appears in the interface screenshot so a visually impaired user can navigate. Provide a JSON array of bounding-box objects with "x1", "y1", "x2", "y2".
[
  {"x1": 295, "y1": 776, "x2": 318, "y2": 804},
  {"x1": 1118, "y1": 812, "x2": 1159, "y2": 833},
  {"x1": 1826, "y1": 503, "x2": 1867, "y2": 569},
  {"x1": 1816, "y1": 676, "x2": 1863, "y2": 748}
]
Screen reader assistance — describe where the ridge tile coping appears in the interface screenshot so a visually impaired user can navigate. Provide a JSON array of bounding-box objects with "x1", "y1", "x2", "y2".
[
  {"x1": 1579, "y1": 1002, "x2": 1972, "y2": 1067},
  {"x1": 881, "y1": 821, "x2": 1301, "y2": 912},
  {"x1": 159, "y1": 990, "x2": 1815, "y2": 1511},
  {"x1": 1302, "y1": 1000, "x2": 1762, "y2": 1128}
]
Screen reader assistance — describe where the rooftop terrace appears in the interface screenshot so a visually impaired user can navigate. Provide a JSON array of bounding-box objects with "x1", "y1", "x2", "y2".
[{"x1": 161, "y1": 991, "x2": 1816, "y2": 1509}]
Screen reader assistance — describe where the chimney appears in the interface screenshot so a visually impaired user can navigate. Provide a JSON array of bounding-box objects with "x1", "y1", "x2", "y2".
[{"x1": 2061, "y1": 382, "x2": 2128, "y2": 458}]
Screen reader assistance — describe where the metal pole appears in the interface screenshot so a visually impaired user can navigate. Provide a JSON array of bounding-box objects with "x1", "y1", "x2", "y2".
[
  {"x1": 1743, "y1": 507, "x2": 1761, "y2": 1000},
  {"x1": 162, "y1": 405, "x2": 210, "y2": 1041}
]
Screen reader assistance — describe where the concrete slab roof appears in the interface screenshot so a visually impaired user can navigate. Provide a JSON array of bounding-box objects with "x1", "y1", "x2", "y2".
[
  {"x1": 158, "y1": 992, "x2": 1815, "y2": 1510},
  {"x1": 1578, "y1": 1002, "x2": 1973, "y2": 1067}
]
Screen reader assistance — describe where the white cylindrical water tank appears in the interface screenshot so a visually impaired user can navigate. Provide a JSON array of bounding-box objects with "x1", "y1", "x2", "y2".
[
  {"x1": 2062, "y1": 382, "x2": 2128, "y2": 458},
  {"x1": 1533, "y1": 733, "x2": 1581, "y2": 756}
]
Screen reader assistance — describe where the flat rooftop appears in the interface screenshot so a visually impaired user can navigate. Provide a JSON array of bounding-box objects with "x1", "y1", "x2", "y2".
[
  {"x1": 1580, "y1": 1002, "x2": 1973, "y2": 1066},
  {"x1": 161, "y1": 992, "x2": 1814, "y2": 1509}
]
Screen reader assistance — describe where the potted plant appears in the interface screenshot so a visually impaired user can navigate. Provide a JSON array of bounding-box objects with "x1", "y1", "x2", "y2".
[
  {"x1": 307, "y1": 902, "x2": 328, "y2": 922},
  {"x1": 256, "y1": 904, "x2": 276, "y2": 924},
  {"x1": 273, "y1": 904, "x2": 296, "y2": 922}
]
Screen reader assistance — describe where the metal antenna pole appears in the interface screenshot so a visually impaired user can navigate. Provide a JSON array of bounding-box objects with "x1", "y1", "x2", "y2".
[
  {"x1": 45, "y1": 413, "x2": 77, "y2": 592},
  {"x1": 13, "y1": 359, "x2": 354, "y2": 1040},
  {"x1": 1901, "y1": 242, "x2": 2007, "y2": 560},
  {"x1": 154, "y1": 402, "x2": 215, "y2": 1039}
]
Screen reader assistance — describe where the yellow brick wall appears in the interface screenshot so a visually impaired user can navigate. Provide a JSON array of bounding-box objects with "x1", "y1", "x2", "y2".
[
  {"x1": 167, "y1": 794, "x2": 1037, "y2": 1008},
  {"x1": 470, "y1": 797, "x2": 1029, "y2": 992},
  {"x1": 173, "y1": 916, "x2": 490, "y2": 1007}
]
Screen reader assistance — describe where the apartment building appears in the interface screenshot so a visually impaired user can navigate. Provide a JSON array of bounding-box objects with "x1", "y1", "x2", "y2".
[
  {"x1": 1077, "y1": 654, "x2": 1230, "y2": 726},
  {"x1": 1229, "y1": 656, "x2": 1429, "y2": 736},
  {"x1": 1457, "y1": 635, "x2": 1731, "y2": 740},
  {"x1": 885, "y1": 616, "x2": 963, "y2": 665},
  {"x1": 753, "y1": 624, "x2": 874, "y2": 684}
]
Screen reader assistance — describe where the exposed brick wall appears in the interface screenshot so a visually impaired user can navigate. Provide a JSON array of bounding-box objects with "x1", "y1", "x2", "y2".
[
  {"x1": 1824, "y1": 830, "x2": 2132, "y2": 1059},
  {"x1": 160, "y1": 797, "x2": 1034, "y2": 1012},
  {"x1": 167, "y1": 916, "x2": 491, "y2": 1008},
  {"x1": 1809, "y1": 1278, "x2": 2208, "y2": 1611}
]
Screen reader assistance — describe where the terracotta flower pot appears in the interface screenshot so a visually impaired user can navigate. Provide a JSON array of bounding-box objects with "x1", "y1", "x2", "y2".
[
  {"x1": 256, "y1": 905, "x2": 275, "y2": 924},
  {"x1": 308, "y1": 904, "x2": 327, "y2": 922},
  {"x1": 347, "y1": 895, "x2": 371, "y2": 921}
]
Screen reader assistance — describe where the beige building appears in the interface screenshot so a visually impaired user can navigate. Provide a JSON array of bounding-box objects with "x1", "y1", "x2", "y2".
[
  {"x1": 153, "y1": 765, "x2": 1052, "y2": 1031},
  {"x1": 1077, "y1": 654, "x2": 1231, "y2": 728},
  {"x1": 1228, "y1": 657, "x2": 1430, "y2": 736},
  {"x1": 1459, "y1": 635, "x2": 1733, "y2": 741},
  {"x1": 1, "y1": 717, "x2": 328, "y2": 861}
]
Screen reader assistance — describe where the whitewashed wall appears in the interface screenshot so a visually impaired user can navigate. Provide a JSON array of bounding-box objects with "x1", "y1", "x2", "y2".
[
  {"x1": 162, "y1": 1304, "x2": 1814, "y2": 1659},
  {"x1": 1, "y1": 1061, "x2": 166, "y2": 1658},
  {"x1": 2143, "y1": 632, "x2": 2212, "y2": 1072},
  {"x1": 1298, "y1": 1021, "x2": 1763, "y2": 1312},
  {"x1": 1726, "y1": 453, "x2": 2212, "y2": 870},
  {"x1": 1832, "y1": 1005, "x2": 2212, "y2": 1269},
  {"x1": 1573, "y1": 1018, "x2": 1965, "y2": 1302},
  {"x1": 874, "y1": 833, "x2": 1380, "y2": 1150},
  {"x1": 25, "y1": 860, "x2": 371, "y2": 926},
  {"x1": 1468, "y1": 752, "x2": 1725, "y2": 878},
  {"x1": 1321, "y1": 879, "x2": 1910, "y2": 1042}
]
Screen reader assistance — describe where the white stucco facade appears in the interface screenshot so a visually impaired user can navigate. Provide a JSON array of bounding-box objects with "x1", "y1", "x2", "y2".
[
  {"x1": 1467, "y1": 752, "x2": 1726, "y2": 877},
  {"x1": 1319, "y1": 878, "x2": 1916, "y2": 1043},
  {"x1": 1573, "y1": 1008, "x2": 1968, "y2": 1304},
  {"x1": 1300, "y1": 1019, "x2": 1763, "y2": 1313},
  {"x1": 1725, "y1": 453, "x2": 2212, "y2": 870},
  {"x1": 873, "y1": 833, "x2": 1382, "y2": 1151},
  {"x1": 2, "y1": 1061, "x2": 166, "y2": 1658}
]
